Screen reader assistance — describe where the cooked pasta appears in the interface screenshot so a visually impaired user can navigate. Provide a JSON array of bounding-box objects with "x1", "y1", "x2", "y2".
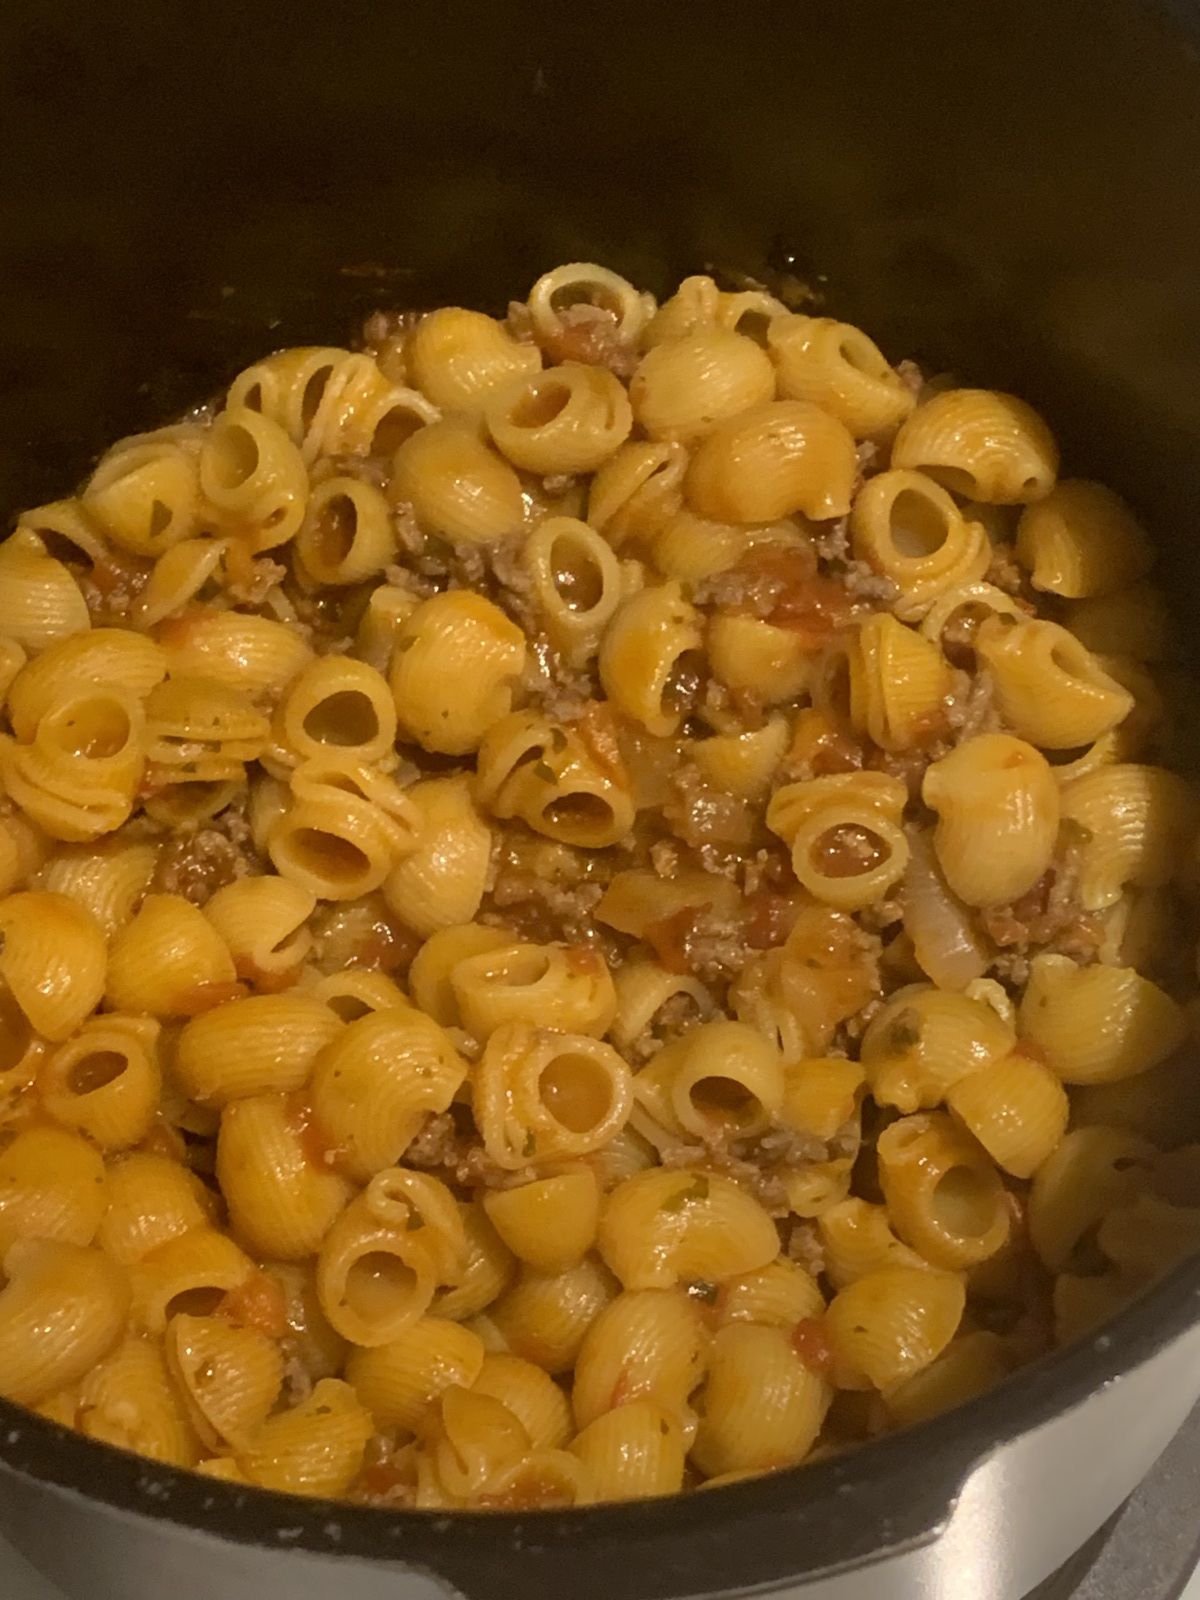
[{"x1": 0, "y1": 261, "x2": 1194, "y2": 1509}]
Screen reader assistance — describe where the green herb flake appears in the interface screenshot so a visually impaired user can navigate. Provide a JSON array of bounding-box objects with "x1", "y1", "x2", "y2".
[
  {"x1": 406, "y1": 1212, "x2": 426, "y2": 1232},
  {"x1": 523, "y1": 1129, "x2": 537, "y2": 1157},
  {"x1": 550, "y1": 726, "x2": 569, "y2": 752},
  {"x1": 1058, "y1": 816, "x2": 1094, "y2": 847},
  {"x1": 688, "y1": 1280, "x2": 720, "y2": 1305},
  {"x1": 885, "y1": 1009, "x2": 922, "y2": 1054},
  {"x1": 661, "y1": 1174, "x2": 710, "y2": 1213},
  {"x1": 533, "y1": 759, "x2": 556, "y2": 783}
]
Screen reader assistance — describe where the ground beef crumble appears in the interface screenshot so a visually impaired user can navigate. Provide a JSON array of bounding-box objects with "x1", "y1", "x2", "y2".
[{"x1": 150, "y1": 804, "x2": 258, "y2": 906}]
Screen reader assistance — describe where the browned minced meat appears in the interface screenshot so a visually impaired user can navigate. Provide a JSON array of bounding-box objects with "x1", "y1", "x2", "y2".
[
  {"x1": 785, "y1": 1219, "x2": 827, "y2": 1278},
  {"x1": 986, "y1": 543, "x2": 1025, "y2": 594},
  {"x1": 405, "y1": 1108, "x2": 527, "y2": 1190},
  {"x1": 663, "y1": 764, "x2": 757, "y2": 852},
  {"x1": 661, "y1": 1122, "x2": 843, "y2": 1219},
  {"x1": 151, "y1": 820, "x2": 251, "y2": 907},
  {"x1": 944, "y1": 667, "x2": 1001, "y2": 741},
  {"x1": 485, "y1": 828, "x2": 615, "y2": 951},
  {"x1": 627, "y1": 989, "x2": 708, "y2": 1064},
  {"x1": 648, "y1": 901, "x2": 751, "y2": 986},
  {"x1": 980, "y1": 848, "x2": 1104, "y2": 960},
  {"x1": 533, "y1": 304, "x2": 640, "y2": 379},
  {"x1": 358, "y1": 308, "x2": 424, "y2": 383},
  {"x1": 77, "y1": 548, "x2": 153, "y2": 626}
]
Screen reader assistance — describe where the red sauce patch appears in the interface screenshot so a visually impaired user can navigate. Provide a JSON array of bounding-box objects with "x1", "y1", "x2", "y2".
[
  {"x1": 218, "y1": 1270, "x2": 289, "y2": 1339},
  {"x1": 791, "y1": 1317, "x2": 835, "y2": 1377}
]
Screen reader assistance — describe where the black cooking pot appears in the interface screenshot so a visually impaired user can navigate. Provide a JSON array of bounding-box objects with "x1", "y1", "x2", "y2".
[{"x1": 1, "y1": 3, "x2": 1200, "y2": 1598}]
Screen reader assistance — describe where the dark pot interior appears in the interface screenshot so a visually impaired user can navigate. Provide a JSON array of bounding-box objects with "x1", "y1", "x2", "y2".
[{"x1": 1, "y1": 0, "x2": 1200, "y2": 1595}]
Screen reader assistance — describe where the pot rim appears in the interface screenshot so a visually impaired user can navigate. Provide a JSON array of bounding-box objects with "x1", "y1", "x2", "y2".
[{"x1": 1, "y1": 1254, "x2": 1197, "y2": 1599}]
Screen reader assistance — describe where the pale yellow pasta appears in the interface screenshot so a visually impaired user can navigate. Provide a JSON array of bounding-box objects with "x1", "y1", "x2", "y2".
[
  {"x1": 945, "y1": 1049, "x2": 1069, "y2": 1178},
  {"x1": 84, "y1": 435, "x2": 201, "y2": 556},
  {"x1": 0, "y1": 1240, "x2": 130, "y2": 1406},
  {"x1": 598, "y1": 581, "x2": 702, "y2": 737},
  {"x1": 15, "y1": 497, "x2": 109, "y2": 575},
  {"x1": 483, "y1": 1172, "x2": 601, "y2": 1274},
  {"x1": 489, "y1": 1256, "x2": 617, "y2": 1376},
  {"x1": 824, "y1": 1266, "x2": 966, "y2": 1392},
  {"x1": 707, "y1": 612, "x2": 814, "y2": 704},
  {"x1": 0, "y1": 723, "x2": 139, "y2": 843},
  {"x1": 354, "y1": 584, "x2": 420, "y2": 674},
  {"x1": 408, "y1": 923, "x2": 512, "y2": 1026},
  {"x1": 891, "y1": 388, "x2": 1058, "y2": 503},
  {"x1": 522, "y1": 515, "x2": 624, "y2": 665},
  {"x1": 268, "y1": 756, "x2": 419, "y2": 901},
  {"x1": 474, "y1": 1024, "x2": 632, "y2": 1170},
  {"x1": 1059, "y1": 763, "x2": 1200, "y2": 911},
  {"x1": 597, "y1": 1169, "x2": 778, "y2": 1291},
  {"x1": 426, "y1": 1384, "x2": 531, "y2": 1499},
  {"x1": 877, "y1": 1112, "x2": 1011, "y2": 1270},
  {"x1": 775, "y1": 905, "x2": 881, "y2": 1056},
  {"x1": 471, "y1": 1351, "x2": 573, "y2": 1450},
  {"x1": 596, "y1": 865, "x2": 739, "y2": 942},
  {"x1": 157, "y1": 608, "x2": 312, "y2": 697},
  {"x1": 632, "y1": 1020, "x2": 784, "y2": 1143},
  {"x1": 1018, "y1": 953, "x2": 1187, "y2": 1084},
  {"x1": 382, "y1": 775, "x2": 493, "y2": 936},
  {"x1": 145, "y1": 677, "x2": 267, "y2": 786},
  {"x1": 818, "y1": 1199, "x2": 932, "y2": 1290},
  {"x1": 202, "y1": 874, "x2": 315, "y2": 985},
  {"x1": 860, "y1": 983, "x2": 1016, "y2": 1113},
  {"x1": 307, "y1": 1006, "x2": 466, "y2": 1182},
  {"x1": 0, "y1": 810, "x2": 47, "y2": 904},
  {"x1": 0, "y1": 1126, "x2": 106, "y2": 1258},
  {"x1": 922, "y1": 733, "x2": 1060, "y2": 906},
  {"x1": 630, "y1": 329, "x2": 774, "y2": 442},
  {"x1": 316, "y1": 1170, "x2": 465, "y2": 1346},
  {"x1": 126, "y1": 1228, "x2": 256, "y2": 1335},
  {"x1": 346, "y1": 1316, "x2": 486, "y2": 1431},
  {"x1": 0, "y1": 890, "x2": 106, "y2": 1040},
  {"x1": 199, "y1": 406, "x2": 308, "y2": 551},
  {"x1": 237, "y1": 1378, "x2": 373, "y2": 1498},
  {"x1": 130, "y1": 537, "x2": 227, "y2": 631},
  {"x1": 885, "y1": 1331, "x2": 1012, "y2": 1428},
  {"x1": 475, "y1": 710, "x2": 636, "y2": 850},
  {"x1": 692, "y1": 1323, "x2": 830, "y2": 1478},
  {"x1": 686, "y1": 400, "x2": 857, "y2": 523},
  {"x1": 975, "y1": 617, "x2": 1134, "y2": 749},
  {"x1": 917, "y1": 580, "x2": 1030, "y2": 652},
  {"x1": 0, "y1": 529, "x2": 90, "y2": 654},
  {"x1": 781, "y1": 1057, "x2": 866, "y2": 1141},
  {"x1": 1028, "y1": 1126, "x2": 1157, "y2": 1273},
  {"x1": 6, "y1": 627, "x2": 166, "y2": 739},
  {"x1": 165, "y1": 1313, "x2": 283, "y2": 1450},
  {"x1": 1015, "y1": 479, "x2": 1153, "y2": 598},
  {"x1": 587, "y1": 439, "x2": 688, "y2": 550},
  {"x1": 847, "y1": 612, "x2": 954, "y2": 751},
  {"x1": 173, "y1": 994, "x2": 342, "y2": 1106},
  {"x1": 97, "y1": 1153, "x2": 215, "y2": 1266},
  {"x1": 452, "y1": 940, "x2": 616, "y2": 1040},
  {"x1": 392, "y1": 418, "x2": 526, "y2": 544},
  {"x1": 767, "y1": 771, "x2": 909, "y2": 911},
  {"x1": 294, "y1": 476, "x2": 395, "y2": 586},
  {"x1": 768, "y1": 314, "x2": 915, "y2": 437},
  {"x1": 570, "y1": 1397, "x2": 686, "y2": 1500},
  {"x1": 270, "y1": 1261, "x2": 347, "y2": 1384},
  {"x1": 486, "y1": 362, "x2": 633, "y2": 474},
  {"x1": 572, "y1": 1286, "x2": 708, "y2": 1429},
  {"x1": 850, "y1": 470, "x2": 990, "y2": 618},
  {"x1": 272, "y1": 654, "x2": 398, "y2": 770},
  {"x1": 609, "y1": 959, "x2": 714, "y2": 1053},
  {"x1": 433, "y1": 1202, "x2": 517, "y2": 1323},
  {"x1": 39, "y1": 1014, "x2": 161, "y2": 1150},
  {"x1": 105, "y1": 892, "x2": 237, "y2": 1017},
  {"x1": 1053, "y1": 1270, "x2": 1141, "y2": 1347},
  {"x1": 716, "y1": 1260, "x2": 825, "y2": 1329},
  {"x1": 216, "y1": 1094, "x2": 354, "y2": 1259},
  {"x1": 304, "y1": 968, "x2": 408, "y2": 1022},
  {"x1": 390, "y1": 589, "x2": 525, "y2": 756},
  {"x1": 411, "y1": 306, "x2": 542, "y2": 411},
  {"x1": 528, "y1": 262, "x2": 653, "y2": 349},
  {"x1": 35, "y1": 838, "x2": 157, "y2": 937},
  {"x1": 79, "y1": 1336, "x2": 199, "y2": 1466},
  {"x1": 228, "y1": 346, "x2": 437, "y2": 462},
  {"x1": 0, "y1": 635, "x2": 26, "y2": 707}
]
